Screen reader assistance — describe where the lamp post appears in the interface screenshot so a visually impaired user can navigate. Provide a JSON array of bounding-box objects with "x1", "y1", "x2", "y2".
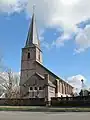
[{"x1": 81, "y1": 79, "x2": 84, "y2": 96}]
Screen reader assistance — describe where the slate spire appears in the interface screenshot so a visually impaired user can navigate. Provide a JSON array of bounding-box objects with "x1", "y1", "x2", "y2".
[{"x1": 25, "y1": 6, "x2": 40, "y2": 48}]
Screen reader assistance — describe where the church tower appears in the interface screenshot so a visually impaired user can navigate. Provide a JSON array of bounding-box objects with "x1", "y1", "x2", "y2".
[{"x1": 20, "y1": 8, "x2": 43, "y2": 94}]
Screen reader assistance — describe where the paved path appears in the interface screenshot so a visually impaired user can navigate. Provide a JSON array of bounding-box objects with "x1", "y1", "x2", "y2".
[{"x1": 0, "y1": 112, "x2": 90, "y2": 120}]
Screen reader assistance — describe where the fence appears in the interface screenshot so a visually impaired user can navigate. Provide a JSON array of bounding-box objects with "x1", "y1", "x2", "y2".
[
  {"x1": 0, "y1": 96, "x2": 90, "y2": 106},
  {"x1": 51, "y1": 96, "x2": 90, "y2": 107},
  {"x1": 0, "y1": 98, "x2": 46, "y2": 106}
]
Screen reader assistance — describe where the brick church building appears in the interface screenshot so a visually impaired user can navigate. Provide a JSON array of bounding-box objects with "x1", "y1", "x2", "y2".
[{"x1": 20, "y1": 11, "x2": 73, "y2": 101}]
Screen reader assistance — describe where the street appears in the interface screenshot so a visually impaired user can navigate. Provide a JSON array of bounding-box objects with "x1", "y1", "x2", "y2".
[{"x1": 0, "y1": 112, "x2": 90, "y2": 120}]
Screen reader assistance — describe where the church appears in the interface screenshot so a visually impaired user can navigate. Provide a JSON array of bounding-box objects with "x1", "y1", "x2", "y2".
[{"x1": 20, "y1": 11, "x2": 73, "y2": 101}]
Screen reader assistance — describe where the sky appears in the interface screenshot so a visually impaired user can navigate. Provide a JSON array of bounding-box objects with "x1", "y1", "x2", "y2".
[{"x1": 0, "y1": 0, "x2": 90, "y2": 91}]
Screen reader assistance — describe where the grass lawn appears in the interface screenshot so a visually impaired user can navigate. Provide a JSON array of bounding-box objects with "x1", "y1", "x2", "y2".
[{"x1": 0, "y1": 106, "x2": 90, "y2": 112}]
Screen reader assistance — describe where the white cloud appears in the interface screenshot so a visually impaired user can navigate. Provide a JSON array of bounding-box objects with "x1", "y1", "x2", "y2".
[
  {"x1": 52, "y1": 33, "x2": 73, "y2": 48},
  {"x1": 39, "y1": 29, "x2": 45, "y2": 42},
  {"x1": 0, "y1": 0, "x2": 90, "y2": 52},
  {"x1": 74, "y1": 25, "x2": 90, "y2": 53},
  {"x1": 0, "y1": 0, "x2": 26, "y2": 14},
  {"x1": 67, "y1": 74, "x2": 87, "y2": 93},
  {"x1": 60, "y1": 0, "x2": 79, "y2": 6},
  {"x1": 0, "y1": 0, "x2": 90, "y2": 28},
  {"x1": 25, "y1": 0, "x2": 90, "y2": 50},
  {"x1": 41, "y1": 42, "x2": 50, "y2": 50}
]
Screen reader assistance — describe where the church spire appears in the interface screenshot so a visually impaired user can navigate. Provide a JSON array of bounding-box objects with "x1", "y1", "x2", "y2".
[{"x1": 25, "y1": 5, "x2": 40, "y2": 48}]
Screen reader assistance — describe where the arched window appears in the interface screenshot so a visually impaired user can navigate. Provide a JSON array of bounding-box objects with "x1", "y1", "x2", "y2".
[
  {"x1": 39, "y1": 86, "x2": 43, "y2": 90},
  {"x1": 30, "y1": 87, "x2": 33, "y2": 90},
  {"x1": 34, "y1": 87, "x2": 37, "y2": 90}
]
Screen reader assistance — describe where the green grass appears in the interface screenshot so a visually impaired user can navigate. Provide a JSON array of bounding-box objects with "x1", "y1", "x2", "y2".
[{"x1": 0, "y1": 106, "x2": 90, "y2": 112}]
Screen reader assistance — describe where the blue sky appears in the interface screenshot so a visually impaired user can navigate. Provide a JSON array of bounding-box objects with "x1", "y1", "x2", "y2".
[{"x1": 0, "y1": 0, "x2": 90, "y2": 89}]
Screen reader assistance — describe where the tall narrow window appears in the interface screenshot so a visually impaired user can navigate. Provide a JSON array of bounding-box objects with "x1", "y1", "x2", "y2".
[
  {"x1": 28, "y1": 52, "x2": 30, "y2": 59},
  {"x1": 38, "y1": 52, "x2": 40, "y2": 61}
]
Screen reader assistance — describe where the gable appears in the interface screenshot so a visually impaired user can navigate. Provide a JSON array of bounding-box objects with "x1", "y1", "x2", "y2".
[{"x1": 24, "y1": 73, "x2": 45, "y2": 87}]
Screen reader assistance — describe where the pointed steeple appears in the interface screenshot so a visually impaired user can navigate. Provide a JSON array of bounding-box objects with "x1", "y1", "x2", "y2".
[{"x1": 25, "y1": 6, "x2": 40, "y2": 48}]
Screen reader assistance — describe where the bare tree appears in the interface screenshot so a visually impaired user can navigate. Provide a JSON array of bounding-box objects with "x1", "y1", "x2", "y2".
[
  {"x1": 0, "y1": 55, "x2": 20, "y2": 98},
  {"x1": 0, "y1": 69, "x2": 20, "y2": 98}
]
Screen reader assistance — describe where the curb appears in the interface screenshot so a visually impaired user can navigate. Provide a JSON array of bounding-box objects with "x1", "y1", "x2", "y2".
[{"x1": 0, "y1": 107, "x2": 90, "y2": 112}]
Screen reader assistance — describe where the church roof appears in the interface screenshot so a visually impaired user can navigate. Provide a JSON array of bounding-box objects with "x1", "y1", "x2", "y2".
[
  {"x1": 36, "y1": 61, "x2": 73, "y2": 88},
  {"x1": 33, "y1": 72, "x2": 56, "y2": 87},
  {"x1": 23, "y1": 72, "x2": 56, "y2": 88},
  {"x1": 25, "y1": 12, "x2": 40, "y2": 48},
  {"x1": 35, "y1": 72, "x2": 44, "y2": 79}
]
